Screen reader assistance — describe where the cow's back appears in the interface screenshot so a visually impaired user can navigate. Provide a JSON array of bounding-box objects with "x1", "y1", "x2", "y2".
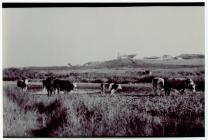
[
  {"x1": 53, "y1": 79, "x2": 74, "y2": 91},
  {"x1": 165, "y1": 78, "x2": 186, "y2": 90}
]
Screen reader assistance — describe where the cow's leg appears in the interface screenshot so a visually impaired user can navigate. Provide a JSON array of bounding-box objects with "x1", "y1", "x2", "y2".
[
  {"x1": 64, "y1": 90, "x2": 67, "y2": 94},
  {"x1": 111, "y1": 89, "x2": 116, "y2": 95},
  {"x1": 164, "y1": 90, "x2": 167, "y2": 96},
  {"x1": 50, "y1": 89, "x2": 53, "y2": 96},
  {"x1": 65, "y1": 90, "x2": 69, "y2": 94},
  {"x1": 179, "y1": 89, "x2": 185, "y2": 95},
  {"x1": 47, "y1": 90, "x2": 50, "y2": 96},
  {"x1": 24, "y1": 86, "x2": 27, "y2": 92},
  {"x1": 167, "y1": 89, "x2": 171, "y2": 96},
  {"x1": 165, "y1": 90, "x2": 168, "y2": 96},
  {"x1": 23, "y1": 86, "x2": 27, "y2": 92},
  {"x1": 153, "y1": 86, "x2": 157, "y2": 95},
  {"x1": 165, "y1": 89, "x2": 170, "y2": 96},
  {"x1": 51, "y1": 89, "x2": 56, "y2": 95},
  {"x1": 171, "y1": 89, "x2": 179, "y2": 96},
  {"x1": 102, "y1": 88, "x2": 105, "y2": 94},
  {"x1": 43, "y1": 87, "x2": 46, "y2": 93}
]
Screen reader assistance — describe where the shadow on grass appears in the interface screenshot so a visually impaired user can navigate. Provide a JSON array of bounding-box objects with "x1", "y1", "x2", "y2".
[{"x1": 30, "y1": 99, "x2": 68, "y2": 137}]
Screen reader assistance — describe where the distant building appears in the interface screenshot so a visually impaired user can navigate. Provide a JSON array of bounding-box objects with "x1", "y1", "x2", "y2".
[
  {"x1": 117, "y1": 52, "x2": 137, "y2": 59},
  {"x1": 143, "y1": 56, "x2": 160, "y2": 60},
  {"x1": 161, "y1": 55, "x2": 173, "y2": 60},
  {"x1": 144, "y1": 55, "x2": 173, "y2": 60},
  {"x1": 174, "y1": 56, "x2": 183, "y2": 60},
  {"x1": 67, "y1": 63, "x2": 72, "y2": 67}
]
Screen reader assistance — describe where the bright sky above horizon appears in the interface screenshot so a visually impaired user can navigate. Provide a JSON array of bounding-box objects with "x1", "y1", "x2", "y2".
[{"x1": 3, "y1": 6, "x2": 204, "y2": 67}]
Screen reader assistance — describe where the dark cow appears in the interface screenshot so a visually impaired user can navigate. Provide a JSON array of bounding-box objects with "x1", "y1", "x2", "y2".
[
  {"x1": 152, "y1": 77, "x2": 165, "y2": 95},
  {"x1": 101, "y1": 83, "x2": 122, "y2": 94},
  {"x1": 42, "y1": 77, "x2": 55, "y2": 96},
  {"x1": 164, "y1": 78, "x2": 196, "y2": 95},
  {"x1": 17, "y1": 78, "x2": 29, "y2": 91},
  {"x1": 53, "y1": 79, "x2": 77, "y2": 94}
]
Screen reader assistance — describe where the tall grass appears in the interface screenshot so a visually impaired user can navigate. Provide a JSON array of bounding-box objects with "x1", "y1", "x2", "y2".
[
  {"x1": 3, "y1": 87, "x2": 38, "y2": 137},
  {"x1": 57, "y1": 92, "x2": 204, "y2": 136},
  {"x1": 3, "y1": 84, "x2": 204, "y2": 137}
]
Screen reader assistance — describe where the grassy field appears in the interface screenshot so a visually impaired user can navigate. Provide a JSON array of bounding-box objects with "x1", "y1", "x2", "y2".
[
  {"x1": 3, "y1": 82, "x2": 204, "y2": 137},
  {"x1": 3, "y1": 58, "x2": 205, "y2": 137}
]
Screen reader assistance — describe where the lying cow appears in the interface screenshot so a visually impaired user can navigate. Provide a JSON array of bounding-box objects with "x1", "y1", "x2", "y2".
[
  {"x1": 17, "y1": 78, "x2": 29, "y2": 91},
  {"x1": 152, "y1": 77, "x2": 165, "y2": 95},
  {"x1": 164, "y1": 78, "x2": 196, "y2": 95},
  {"x1": 101, "y1": 83, "x2": 122, "y2": 94},
  {"x1": 53, "y1": 79, "x2": 77, "y2": 94}
]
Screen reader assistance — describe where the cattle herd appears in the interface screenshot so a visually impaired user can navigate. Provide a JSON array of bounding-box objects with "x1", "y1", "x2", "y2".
[{"x1": 17, "y1": 73, "x2": 196, "y2": 96}]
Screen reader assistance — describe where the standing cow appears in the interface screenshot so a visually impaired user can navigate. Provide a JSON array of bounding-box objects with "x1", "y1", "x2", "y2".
[
  {"x1": 17, "y1": 78, "x2": 29, "y2": 91},
  {"x1": 152, "y1": 77, "x2": 165, "y2": 95},
  {"x1": 101, "y1": 83, "x2": 122, "y2": 94},
  {"x1": 164, "y1": 78, "x2": 196, "y2": 95},
  {"x1": 42, "y1": 77, "x2": 55, "y2": 96},
  {"x1": 53, "y1": 79, "x2": 77, "y2": 94}
]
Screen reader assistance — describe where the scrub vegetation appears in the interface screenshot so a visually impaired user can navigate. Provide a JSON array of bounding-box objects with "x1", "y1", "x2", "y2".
[{"x1": 3, "y1": 58, "x2": 205, "y2": 137}]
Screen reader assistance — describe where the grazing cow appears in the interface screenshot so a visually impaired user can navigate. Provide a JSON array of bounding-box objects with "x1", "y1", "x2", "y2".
[
  {"x1": 142, "y1": 70, "x2": 152, "y2": 75},
  {"x1": 42, "y1": 77, "x2": 55, "y2": 96},
  {"x1": 152, "y1": 77, "x2": 165, "y2": 95},
  {"x1": 17, "y1": 78, "x2": 29, "y2": 91},
  {"x1": 101, "y1": 83, "x2": 122, "y2": 94},
  {"x1": 53, "y1": 79, "x2": 77, "y2": 94},
  {"x1": 164, "y1": 78, "x2": 196, "y2": 95}
]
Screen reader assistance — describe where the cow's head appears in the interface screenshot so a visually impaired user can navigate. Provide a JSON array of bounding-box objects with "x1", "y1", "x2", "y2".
[
  {"x1": 117, "y1": 84, "x2": 122, "y2": 90},
  {"x1": 24, "y1": 79, "x2": 29, "y2": 85},
  {"x1": 73, "y1": 83, "x2": 77, "y2": 88},
  {"x1": 186, "y1": 78, "x2": 196, "y2": 93}
]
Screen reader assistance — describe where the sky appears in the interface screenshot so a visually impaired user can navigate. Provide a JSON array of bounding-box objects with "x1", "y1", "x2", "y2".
[{"x1": 3, "y1": 6, "x2": 204, "y2": 67}]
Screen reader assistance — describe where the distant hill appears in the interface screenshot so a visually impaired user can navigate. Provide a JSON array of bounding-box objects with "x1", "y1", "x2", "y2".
[
  {"x1": 4, "y1": 54, "x2": 204, "y2": 71},
  {"x1": 83, "y1": 61, "x2": 102, "y2": 67},
  {"x1": 144, "y1": 54, "x2": 204, "y2": 60},
  {"x1": 176, "y1": 54, "x2": 204, "y2": 59},
  {"x1": 82, "y1": 59, "x2": 150, "y2": 68},
  {"x1": 82, "y1": 54, "x2": 204, "y2": 69}
]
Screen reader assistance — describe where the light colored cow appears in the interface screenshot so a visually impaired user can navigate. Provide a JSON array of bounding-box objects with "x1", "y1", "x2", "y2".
[
  {"x1": 152, "y1": 77, "x2": 165, "y2": 95},
  {"x1": 101, "y1": 83, "x2": 122, "y2": 94},
  {"x1": 17, "y1": 78, "x2": 29, "y2": 91}
]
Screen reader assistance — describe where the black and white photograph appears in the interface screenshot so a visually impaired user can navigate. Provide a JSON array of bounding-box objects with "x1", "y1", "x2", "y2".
[{"x1": 2, "y1": 2, "x2": 205, "y2": 137}]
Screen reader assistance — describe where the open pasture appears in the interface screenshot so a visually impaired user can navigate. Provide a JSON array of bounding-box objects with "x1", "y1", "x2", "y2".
[
  {"x1": 3, "y1": 79, "x2": 205, "y2": 137},
  {"x1": 4, "y1": 81, "x2": 153, "y2": 96},
  {"x1": 3, "y1": 58, "x2": 205, "y2": 137}
]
